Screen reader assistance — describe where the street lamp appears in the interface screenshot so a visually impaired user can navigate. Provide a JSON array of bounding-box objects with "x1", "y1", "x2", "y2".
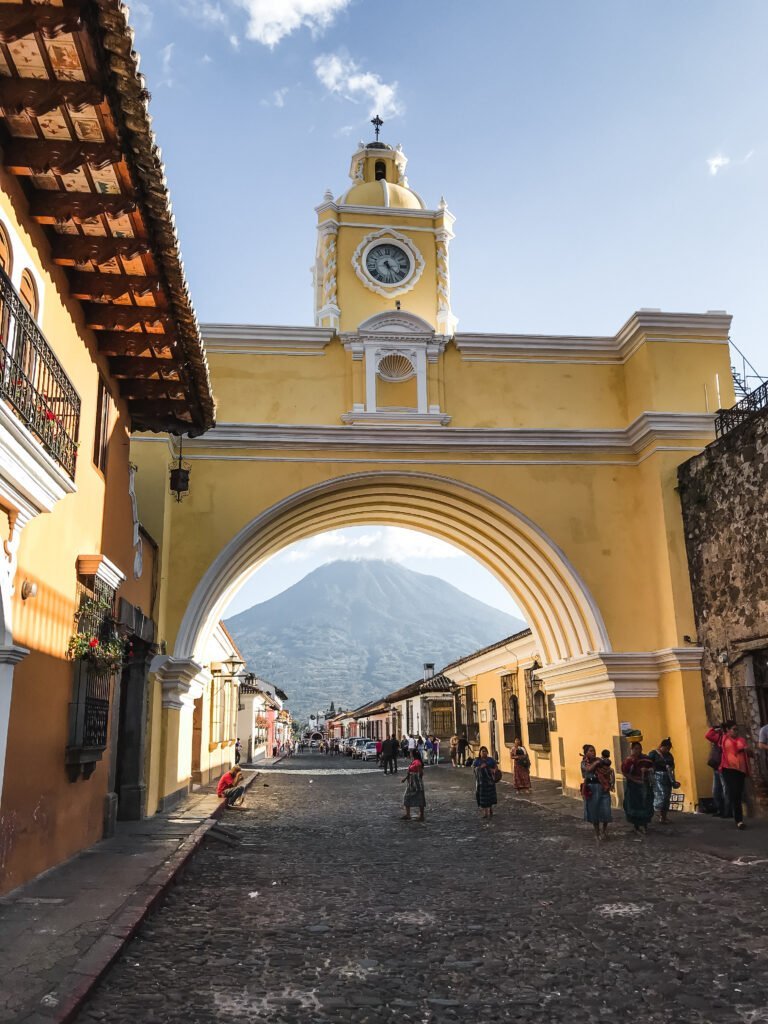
[{"x1": 224, "y1": 656, "x2": 244, "y2": 679}]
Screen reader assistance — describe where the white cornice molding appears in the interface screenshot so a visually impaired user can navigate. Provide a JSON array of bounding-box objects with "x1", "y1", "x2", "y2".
[
  {"x1": 201, "y1": 324, "x2": 334, "y2": 355},
  {"x1": 150, "y1": 655, "x2": 208, "y2": 710},
  {"x1": 340, "y1": 411, "x2": 452, "y2": 427},
  {"x1": 76, "y1": 554, "x2": 126, "y2": 591},
  {"x1": 455, "y1": 310, "x2": 732, "y2": 364},
  {"x1": 184, "y1": 411, "x2": 715, "y2": 455},
  {"x1": 536, "y1": 648, "x2": 704, "y2": 705},
  {"x1": 0, "y1": 402, "x2": 77, "y2": 520}
]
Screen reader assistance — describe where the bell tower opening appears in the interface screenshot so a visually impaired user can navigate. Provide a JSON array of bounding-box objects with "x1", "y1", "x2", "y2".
[{"x1": 375, "y1": 160, "x2": 386, "y2": 181}]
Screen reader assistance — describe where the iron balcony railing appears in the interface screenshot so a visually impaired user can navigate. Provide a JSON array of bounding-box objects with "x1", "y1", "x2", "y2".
[
  {"x1": 715, "y1": 379, "x2": 768, "y2": 439},
  {"x1": 0, "y1": 266, "x2": 80, "y2": 477},
  {"x1": 527, "y1": 718, "x2": 550, "y2": 747}
]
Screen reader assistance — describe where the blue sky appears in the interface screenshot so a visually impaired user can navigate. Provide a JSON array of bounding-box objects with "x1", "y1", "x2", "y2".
[{"x1": 131, "y1": 1, "x2": 767, "y2": 615}]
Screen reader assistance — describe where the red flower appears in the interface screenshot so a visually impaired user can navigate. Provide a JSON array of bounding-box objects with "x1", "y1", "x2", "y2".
[
  {"x1": 45, "y1": 411, "x2": 56, "y2": 421},
  {"x1": 88, "y1": 637, "x2": 99, "y2": 648}
]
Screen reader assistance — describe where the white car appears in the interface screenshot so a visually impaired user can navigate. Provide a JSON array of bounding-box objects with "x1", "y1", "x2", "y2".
[{"x1": 360, "y1": 741, "x2": 379, "y2": 761}]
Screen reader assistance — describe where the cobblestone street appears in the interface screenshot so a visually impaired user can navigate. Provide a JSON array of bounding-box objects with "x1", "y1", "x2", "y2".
[{"x1": 76, "y1": 755, "x2": 768, "y2": 1024}]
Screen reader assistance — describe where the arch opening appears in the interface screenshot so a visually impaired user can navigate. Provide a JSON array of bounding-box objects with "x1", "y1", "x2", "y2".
[{"x1": 174, "y1": 472, "x2": 611, "y2": 668}]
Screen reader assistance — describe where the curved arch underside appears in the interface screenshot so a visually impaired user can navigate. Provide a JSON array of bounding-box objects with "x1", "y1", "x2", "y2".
[{"x1": 174, "y1": 472, "x2": 611, "y2": 666}]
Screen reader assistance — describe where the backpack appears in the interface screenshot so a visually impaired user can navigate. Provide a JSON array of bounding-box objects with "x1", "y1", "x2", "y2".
[{"x1": 707, "y1": 742, "x2": 722, "y2": 770}]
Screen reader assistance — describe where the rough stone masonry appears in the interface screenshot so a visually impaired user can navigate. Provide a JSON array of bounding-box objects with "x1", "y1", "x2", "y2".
[{"x1": 678, "y1": 403, "x2": 768, "y2": 807}]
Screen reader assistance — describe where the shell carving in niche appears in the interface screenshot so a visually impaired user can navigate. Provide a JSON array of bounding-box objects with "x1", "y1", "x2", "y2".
[{"x1": 377, "y1": 353, "x2": 415, "y2": 382}]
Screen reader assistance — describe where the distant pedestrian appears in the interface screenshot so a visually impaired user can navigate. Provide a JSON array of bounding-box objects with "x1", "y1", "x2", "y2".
[
  {"x1": 425, "y1": 736, "x2": 434, "y2": 764},
  {"x1": 457, "y1": 733, "x2": 469, "y2": 767},
  {"x1": 620, "y1": 741, "x2": 655, "y2": 834},
  {"x1": 449, "y1": 733, "x2": 459, "y2": 767},
  {"x1": 401, "y1": 735, "x2": 409, "y2": 760},
  {"x1": 473, "y1": 746, "x2": 499, "y2": 819},
  {"x1": 647, "y1": 738, "x2": 680, "y2": 824},
  {"x1": 512, "y1": 738, "x2": 531, "y2": 792},
  {"x1": 407, "y1": 735, "x2": 416, "y2": 758},
  {"x1": 433, "y1": 736, "x2": 441, "y2": 764},
  {"x1": 235, "y1": 737, "x2": 242, "y2": 765},
  {"x1": 217, "y1": 764, "x2": 245, "y2": 808},
  {"x1": 375, "y1": 737, "x2": 383, "y2": 763},
  {"x1": 706, "y1": 722, "x2": 753, "y2": 829},
  {"x1": 381, "y1": 735, "x2": 395, "y2": 774},
  {"x1": 401, "y1": 749, "x2": 425, "y2": 821},
  {"x1": 580, "y1": 744, "x2": 612, "y2": 841}
]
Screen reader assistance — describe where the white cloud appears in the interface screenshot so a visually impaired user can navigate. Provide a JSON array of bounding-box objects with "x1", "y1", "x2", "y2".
[
  {"x1": 230, "y1": 33, "x2": 241, "y2": 49},
  {"x1": 314, "y1": 52, "x2": 402, "y2": 119},
  {"x1": 130, "y1": 1, "x2": 153, "y2": 34},
  {"x1": 178, "y1": 0, "x2": 228, "y2": 26},
  {"x1": 234, "y1": 0, "x2": 352, "y2": 47},
  {"x1": 263, "y1": 86, "x2": 289, "y2": 108},
  {"x1": 159, "y1": 43, "x2": 174, "y2": 87},
  {"x1": 707, "y1": 153, "x2": 730, "y2": 176},
  {"x1": 285, "y1": 527, "x2": 463, "y2": 565}
]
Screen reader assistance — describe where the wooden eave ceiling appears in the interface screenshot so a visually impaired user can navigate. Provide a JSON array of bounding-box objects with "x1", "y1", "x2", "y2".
[{"x1": 0, "y1": 0, "x2": 215, "y2": 435}]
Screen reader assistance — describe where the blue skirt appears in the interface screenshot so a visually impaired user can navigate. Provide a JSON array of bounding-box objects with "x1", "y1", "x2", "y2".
[{"x1": 583, "y1": 786, "x2": 612, "y2": 824}]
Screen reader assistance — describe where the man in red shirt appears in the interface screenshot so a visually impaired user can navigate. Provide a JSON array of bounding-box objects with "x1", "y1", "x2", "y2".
[{"x1": 216, "y1": 765, "x2": 245, "y2": 808}]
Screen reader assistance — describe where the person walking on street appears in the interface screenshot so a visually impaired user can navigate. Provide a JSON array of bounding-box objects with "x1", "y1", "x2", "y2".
[
  {"x1": 512, "y1": 738, "x2": 532, "y2": 792},
  {"x1": 705, "y1": 722, "x2": 753, "y2": 829},
  {"x1": 401, "y1": 749, "x2": 426, "y2": 821},
  {"x1": 234, "y1": 738, "x2": 242, "y2": 765},
  {"x1": 457, "y1": 733, "x2": 470, "y2": 767},
  {"x1": 647, "y1": 738, "x2": 680, "y2": 824},
  {"x1": 620, "y1": 741, "x2": 655, "y2": 834},
  {"x1": 381, "y1": 735, "x2": 394, "y2": 774},
  {"x1": 375, "y1": 737, "x2": 383, "y2": 764},
  {"x1": 401, "y1": 735, "x2": 409, "y2": 761},
  {"x1": 580, "y1": 744, "x2": 613, "y2": 841},
  {"x1": 407, "y1": 734, "x2": 416, "y2": 759},
  {"x1": 425, "y1": 735, "x2": 434, "y2": 764},
  {"x1": 433, "y1": 736, "x2": 441, "y2": 764},
  {"x1": 473, "y1": 745, "x2": 499, "y2": 819},
  {"x1": 449, "y1": 733, "x2": 459, "y2": 767}
]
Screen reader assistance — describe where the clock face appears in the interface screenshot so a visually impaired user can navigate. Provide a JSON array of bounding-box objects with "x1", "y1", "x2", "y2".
[{"x1": 365, "y1": 243, "x2": 411, "y2": 285}]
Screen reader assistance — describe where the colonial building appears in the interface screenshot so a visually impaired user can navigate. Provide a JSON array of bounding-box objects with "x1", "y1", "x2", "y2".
[{"x1": 0, "y1": 1, "x2": 213, "y2": 893}]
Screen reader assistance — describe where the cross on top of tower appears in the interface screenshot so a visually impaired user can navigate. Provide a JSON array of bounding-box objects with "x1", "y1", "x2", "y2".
[{"x1": 371, "y1": 114, "x2": 383, "y2": 141}]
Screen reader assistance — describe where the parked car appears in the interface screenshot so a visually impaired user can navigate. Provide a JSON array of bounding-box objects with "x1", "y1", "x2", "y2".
[
  {"x1": 360, "y1": 741, "x2": 379, "y2": 761},
  {"x1": 351, "y1": 738, "x2": 370, "y2": 758}
]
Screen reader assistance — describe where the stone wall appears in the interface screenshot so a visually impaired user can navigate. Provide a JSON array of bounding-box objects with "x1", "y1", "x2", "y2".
[{"x1": 678, "y1": 407, "x2": 768, "y2": 805}]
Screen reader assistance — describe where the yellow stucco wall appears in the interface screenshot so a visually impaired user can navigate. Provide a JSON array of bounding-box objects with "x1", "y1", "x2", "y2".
[{"x1": 0, "y1": 169, "x2": 151, "y2": 892}]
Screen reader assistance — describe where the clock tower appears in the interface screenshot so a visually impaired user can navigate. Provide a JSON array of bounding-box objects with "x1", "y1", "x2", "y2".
[{"x1": 314, "y1": 127, "x2": 457, "y2": 337}]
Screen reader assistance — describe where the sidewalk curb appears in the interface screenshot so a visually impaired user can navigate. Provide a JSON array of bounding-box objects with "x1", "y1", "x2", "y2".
[{"x1": 28, "y1": 773, "x2": 260, "y2": 1024}]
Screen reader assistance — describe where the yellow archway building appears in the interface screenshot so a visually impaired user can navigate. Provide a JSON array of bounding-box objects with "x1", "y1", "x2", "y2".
[{"x1": 133, "y1": 135, "x2": 733, "y2": 813}]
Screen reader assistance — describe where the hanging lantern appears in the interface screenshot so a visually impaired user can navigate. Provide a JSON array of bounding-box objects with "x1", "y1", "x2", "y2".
[{"x1": 169, "y1": 436, "x2": 191, "y2": 502}]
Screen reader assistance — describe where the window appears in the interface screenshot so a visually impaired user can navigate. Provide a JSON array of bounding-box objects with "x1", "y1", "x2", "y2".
[
  {"x1": 0, "y1": 222, "x2": 12, "y2": 276},
  {"x1": 93, "y1": 375, "x2": 111, "y2": 473},
  {"x1": 19, "y1": 269, "x2": 38, "y2": 319},
  {"x1": 375, "y1": 160, "x2": 386, "y2": 180}
]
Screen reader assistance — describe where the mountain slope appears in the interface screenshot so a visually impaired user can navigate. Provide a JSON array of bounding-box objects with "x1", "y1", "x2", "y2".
[{"x1": 224, "y1": 560, "x2": 526, "y2": 720}]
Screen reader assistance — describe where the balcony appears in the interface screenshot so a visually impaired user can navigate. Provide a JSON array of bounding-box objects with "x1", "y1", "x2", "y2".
[
  {"x1": 0, "y1": 267, "x2": 80, "y2": 478},
  {"x1": 714, "y1": 380, "x2": 768, "y2": 440}
]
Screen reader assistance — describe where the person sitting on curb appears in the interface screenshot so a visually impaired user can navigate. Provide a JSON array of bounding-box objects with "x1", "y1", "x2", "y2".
[{"x1": 217, "y1": 764, "x2": 246, "y2": 809}]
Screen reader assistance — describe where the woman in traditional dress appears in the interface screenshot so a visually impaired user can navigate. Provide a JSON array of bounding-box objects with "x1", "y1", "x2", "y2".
[
  {"x1": 620, "y1": 740, "x2": 655, "y2": 834},
  {"x1": 512, "y1": 737, "x2": 531, "y2": 792},
  {"x1": 473, "y1": 745, "x2": 499, "y2": 819},
  {"x1": 580, "y1": 744, "x2": 613, "y2": 841},
  {"x1": 401, "y1": 749, "x2": 426, "y2": 821},
  {"x1": 647, "y1": 738, "x2": 679, "y2": 824}
]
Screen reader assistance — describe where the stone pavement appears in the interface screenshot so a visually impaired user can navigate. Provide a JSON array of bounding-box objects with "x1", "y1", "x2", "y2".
[
  {"x1": 0, "y1": 771, "x2": 261, "y2": 1024},
  {"x1": 72, "y1": 755, "x2": 768, "y2": 1024}
]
